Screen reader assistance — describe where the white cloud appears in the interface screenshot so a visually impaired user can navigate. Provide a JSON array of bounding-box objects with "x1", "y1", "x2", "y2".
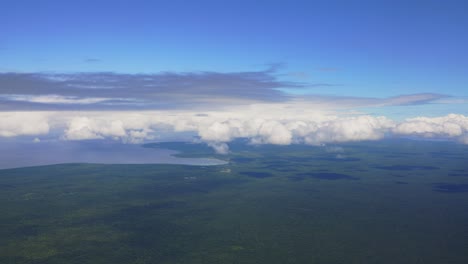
[
  {"x1": 3, "y1": 94, "x2": 113, "y2": 104},
  {"x1": 1, "y1": 108, "x2": 467, "y2": 153},
  {"x1": 249, "y1": 120, "x2": 292, "y2": 145},
  {"x1": 51, "y1": 108, "x2": 396, "y2": 150},
  {"x1": 0, "y1": 112, "x2": 50, "y2": 137},
  {"x1": 199, "y1": 121, "x2": 236, "y2": 142},
  {"x1": 393, "y1": 114, "x2": 468, "y2": 140},
  {"x1": 1, "y1": 71, "x2": 463, "y2": 154},
  {"x1": 308, "y1": 116, "x2": 395, "y2": 144},
  {"x1": 63, "y1": 114, "x2": 156, "y2": 143},
  {"x1": 207, "y1": 142, "x2": 230, "y2": 154},
  {"x1": 64, "y1": 117, "x2": 105, "y2": 140}
]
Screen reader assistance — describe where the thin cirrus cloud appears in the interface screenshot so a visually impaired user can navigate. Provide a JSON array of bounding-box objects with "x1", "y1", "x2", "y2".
[
  {"x1": 83, "y1": 58, "x2": 101, "y2": 63},
  {"x1": 298, "y1": 93, "x2": 448, "y2": 110},
  {"x1": 2, "y1": 94, "x2": 115, "y2": 105}
]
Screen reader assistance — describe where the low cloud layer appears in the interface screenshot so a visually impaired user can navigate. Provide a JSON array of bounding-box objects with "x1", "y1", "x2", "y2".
[
  {"x1": 394, "y1": 114, "x2": 468, "y2": 139},
  {"x1": 0, "y1": 112, "x2": 50, "y2": 137},
  {"x1": 1, "y1": 109, "x2": 467, "y2": 153},
  {"x1": 0, "y1": 69, "x2": 466, "y2": 152}
]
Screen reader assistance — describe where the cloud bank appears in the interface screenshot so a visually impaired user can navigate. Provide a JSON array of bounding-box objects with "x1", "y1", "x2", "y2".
[
  {"x1": 0, "y1": 69, "x2": 466, "y2": 153},
  {"x1": 1, "y1": 109, "x2": 467, "y2": 153},
  {"x1": 0, "y1": 70, "x2": 301, "y2": 110},
  {"x1": 0, "y1": 71, "x2": 447, "y2": 111},
  {"x1": 394, "y1": 114, "x2": 468, "y2": 139},
  {"x1": 0, "y1": 112, "x2": 50, "y2": 137}
]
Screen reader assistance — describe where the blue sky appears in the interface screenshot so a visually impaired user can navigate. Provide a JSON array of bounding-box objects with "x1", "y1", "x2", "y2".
[
  {"x1": 1, "y1": 1, "x2": 468, "y2": 147},
  {"x1": 2, "y1": 0, "x2": 468, "y2": 98}
]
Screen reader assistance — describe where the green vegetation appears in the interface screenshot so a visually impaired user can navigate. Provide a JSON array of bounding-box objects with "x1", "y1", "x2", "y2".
[{"x1": 1, "y1": 139, "x2": 468, "y2": 263}]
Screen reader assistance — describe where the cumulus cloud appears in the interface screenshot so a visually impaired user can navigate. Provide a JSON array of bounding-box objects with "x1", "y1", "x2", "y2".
[
  {"x1": 312, "y1": 116, "x2": 394, "y2": 143},
  {"x1": 2, "y1": 108, "x2": 466, "y2": 154},
  {"x1": 0, "y1": 70, "x2": 465, "y2": 152},
  {"x1": 254, "y1": 120, "x2": 293, "y2": 145},
  {"x1": 57, "y1": 111, "x2": 468, "y2": 150},
  {"x1": 207, "y1": 142, "x2": 230, "y2": 154},
  {"x1": 63, "y1": 114, "x2": 156, "y2": 143},
  {"x1": 0, "y1": 112, "x2": 50, "y2": 137},
  {"x1": 393, "y1": 114, "x2": 468, "y2": 142}
]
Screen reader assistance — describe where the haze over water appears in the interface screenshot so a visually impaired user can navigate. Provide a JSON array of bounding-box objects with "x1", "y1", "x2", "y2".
[{"x1": 0, "y1": 140, "x2": 226, "y2": 170}]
